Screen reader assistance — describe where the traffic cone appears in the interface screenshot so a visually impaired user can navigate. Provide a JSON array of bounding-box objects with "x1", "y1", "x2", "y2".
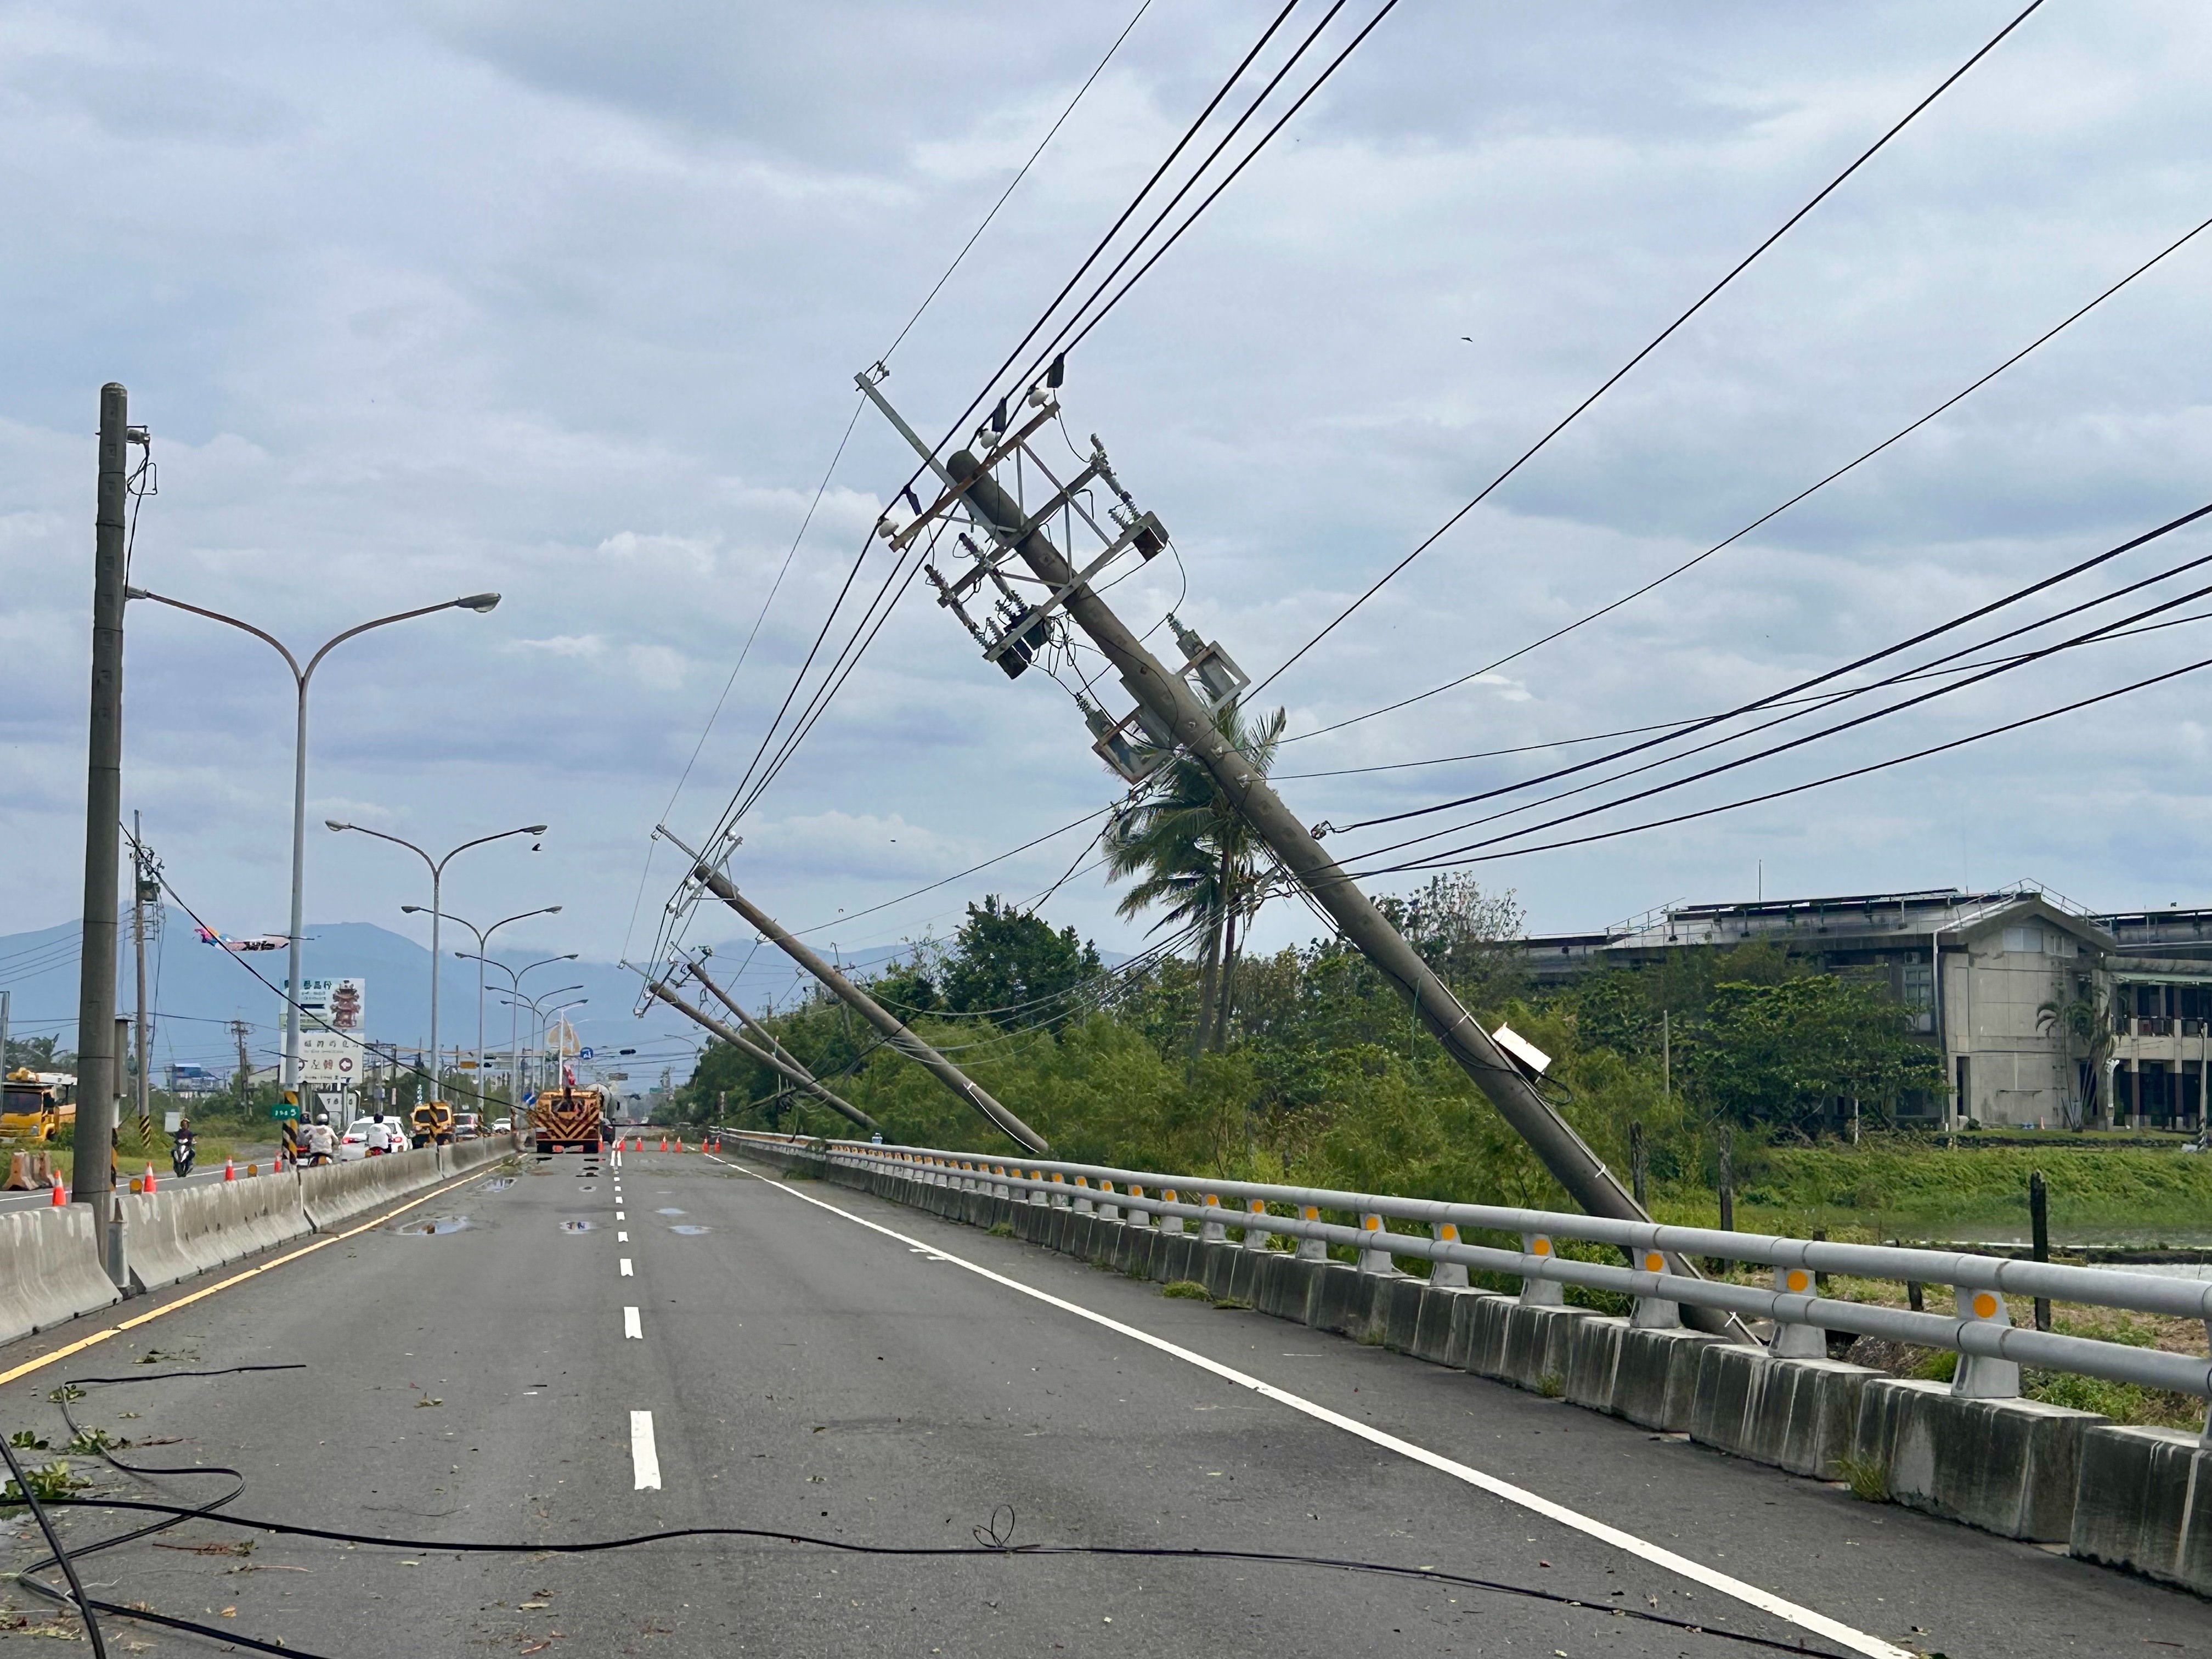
[
  {"x1": 49, "y1": 1174, "x2": 64, "y2": 1207},
  {"x1": 145, "y1": 1164, "x2": 157, "y2": 1195},
  {"x1": 659, "y1": 1137, "x2": 668, "y2": 1153},
  {"x1": 224, "y1": 1157, "x2": 236, "y2": 1182}
]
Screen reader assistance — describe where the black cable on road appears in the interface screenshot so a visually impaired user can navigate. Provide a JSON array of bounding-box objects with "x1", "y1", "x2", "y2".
[{"x1": 1249, "y1": 0, "x2": 2050, "y2": 702}]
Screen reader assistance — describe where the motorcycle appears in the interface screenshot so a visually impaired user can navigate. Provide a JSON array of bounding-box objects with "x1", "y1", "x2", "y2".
[{"x1": 170, "y1": 1134, "x2": 196, "y2": 1180}]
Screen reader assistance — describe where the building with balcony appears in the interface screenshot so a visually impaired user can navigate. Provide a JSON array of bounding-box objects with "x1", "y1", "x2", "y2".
[{"x1": 1519, "y1": 885, "x2": 2212, "y2": 1134}]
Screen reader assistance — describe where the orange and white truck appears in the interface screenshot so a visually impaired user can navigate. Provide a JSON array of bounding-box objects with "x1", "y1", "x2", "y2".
[{"x1": 530, "y1": 1086, "x2": 606, "y2": 1154}]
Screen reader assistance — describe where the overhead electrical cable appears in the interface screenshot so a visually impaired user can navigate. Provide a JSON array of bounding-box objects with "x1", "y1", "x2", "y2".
[
  {"x1": 1318, "y1": 499, "x2": 2212, "y2": 838},
  {"x1": 1348, "y1": 648, "x2": 2212, "y2": 878},
  {"x1": 1283, "y1": 208, "x2": 2212, "y2": 747},
  {"x1": 1248, "y1": 0, "x2": 2050, "y2": 701}
]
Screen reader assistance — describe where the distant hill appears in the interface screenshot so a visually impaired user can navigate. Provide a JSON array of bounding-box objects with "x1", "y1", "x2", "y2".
[{"x1": 0, "y1": 910, "x2": 909, "y2": 1085}]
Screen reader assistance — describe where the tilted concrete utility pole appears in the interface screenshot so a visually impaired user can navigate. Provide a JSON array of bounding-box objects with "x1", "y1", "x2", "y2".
[
  {"x1": 637, "y1": 973, "x2": 879, "y2": 1136},
  {"x1": 655, "y1": 825, "x2": 1048, "y2": 1153},
  {"x1": 684, "y1": 954, "x2": 848, "y2": 1097},
  {"x1": 72, "y1": 383, "x2": 132, "y2": 1207}
]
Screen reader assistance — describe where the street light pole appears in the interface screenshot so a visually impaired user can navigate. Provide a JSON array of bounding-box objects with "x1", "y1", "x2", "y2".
[
  {"x1": 326, "y1": 822, "x2": 545, "y2": 1109},
  {"x1": 498, "y1": 984, "x2": 583, "y2": 1102},
  {"x1": 410, "y1": 905, "x2": 560, "y2": 1107},
  {"x1": 125, "y1": 584, "x2": 501, "y2": 1106}
]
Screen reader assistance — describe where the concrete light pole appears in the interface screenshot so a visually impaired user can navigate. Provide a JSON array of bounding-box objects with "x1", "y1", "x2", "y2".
[
  {"x1": 410, "y1": 904, "x2": 560, "y2": 1105},
  {"x1": 325, "y1": 823, "x2": 544, "y2": 1107},
  {"x1": 500, "y1": 985, "x2": 583, "y2": 1099},
  {"x1": 125, "y1": 585, "x2": 501, "y2": 1105},
  {"x1": 460, "y1": 949, "x2": 576, "y2": 1111}
]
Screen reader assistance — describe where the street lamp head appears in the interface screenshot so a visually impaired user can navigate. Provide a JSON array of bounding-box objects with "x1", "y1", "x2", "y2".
[
  {"x1": 401, "y1": 904, "x2": 423, "y2": 915},
  {"x1": 545, "y1": 905, "x2": 563, "y2": 915},
  {"x1": 524, "y1": 825, "x2": 549, "y2": 836},
  {"x1": 325, "y1": 820, "x2": 350, "y2": 832},
  {"x1": 455, "y1": 592, "x2": 502, "y2": 613}
]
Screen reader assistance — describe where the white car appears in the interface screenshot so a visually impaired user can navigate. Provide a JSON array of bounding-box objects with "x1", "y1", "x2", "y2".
[
  {"x1": 337, "y1": 1119, "x2": 407, "y2": 1161},
  {"x1": 490, "y1": 1117, "x2": 513, "y2": 1134}
]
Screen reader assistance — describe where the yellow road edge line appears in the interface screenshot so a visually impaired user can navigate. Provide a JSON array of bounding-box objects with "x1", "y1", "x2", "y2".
[{"x1": 0, "y1": 1163, "x2": 513, "y2": 1390}]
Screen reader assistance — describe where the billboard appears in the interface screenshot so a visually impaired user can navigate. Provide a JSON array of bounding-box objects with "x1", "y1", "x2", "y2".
[
  {"x1": 294, "y1": 978, "x2": 368, "y2": 1090},
  {"x1": 300, "y1": 1029, "x2": 363, "y2": 1084},
  {"x1": 296, "y1": 978, "x2": 366, "y2": 1035}
]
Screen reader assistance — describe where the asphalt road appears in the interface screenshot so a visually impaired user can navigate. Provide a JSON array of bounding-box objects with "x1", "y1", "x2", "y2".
[{"x1": 1, "y1": 1147, "x2": 2205, "y2": 1657}]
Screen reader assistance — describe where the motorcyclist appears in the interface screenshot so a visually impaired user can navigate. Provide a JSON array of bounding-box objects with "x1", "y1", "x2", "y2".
[
  {"x1": 304, "y1": 1111, "x2": 337, "y2": 1166},
  {"x1": 363, "y1": 1111, "x2": 395, "y2": 1156},
  {"x1": 170, "y1": 1116, "x2": 196, "y2": 1179}
]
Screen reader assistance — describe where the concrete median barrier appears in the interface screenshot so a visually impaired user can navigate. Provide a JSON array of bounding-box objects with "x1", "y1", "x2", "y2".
[
  {"x1": 0, "y1": 1204, "x2": 120, "y2": 1348},
  {"x1": 300, "y1": 1146, "x2": 445, "y2": 1232},
  {"x1": 2069, "y1": 1423, "x2": 2212, "y2": 1595},
  {"x1": 1854, "y1": 1377, "x2": 2104, "y2": 1543},
  {"x1": 124, "y1": 1172, "x2": 311, "y2": 1293}
]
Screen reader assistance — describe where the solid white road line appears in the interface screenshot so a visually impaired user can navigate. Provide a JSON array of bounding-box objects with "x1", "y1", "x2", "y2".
[
  {"x1": 623, "y1": 1305, "x2": 643, "y2": 1339},
  {"x1": 619, "y1": 1257, "x2": 634, "y2": 1277},
  {"x1": 712, "y1": 1154, "x2": 1909, "y2": 1659},
  {"x1": 629, "y1": 1409, "x2": 661, "y2": 1490}
]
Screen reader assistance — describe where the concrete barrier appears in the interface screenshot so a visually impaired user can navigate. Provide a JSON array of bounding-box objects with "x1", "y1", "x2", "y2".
[
  {"x1": 1852, "y1": 1378, "x2": 2105, "y2": 1543},
  {"x1": 0, "y1": 1204, "x2": 119, "y2": 1347},
  {"x1": 1691, "y1": 1347, "x2": 1876, "y2": 1479},
  {"x1": 299, "y1": 1146, "x2": 445, "y2": 1232},
  {"x1": 2068, "y1": 1424, "x2": 2212, "y2": 1595},
  {"x1": 124, "y1": 1172, "x2": 310, "y2": 1293}
]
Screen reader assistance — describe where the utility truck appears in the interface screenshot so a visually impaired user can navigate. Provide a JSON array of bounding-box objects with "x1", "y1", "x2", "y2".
[{"x1": 531, "y1": 1087, "x2": 606, "y2": 1154}]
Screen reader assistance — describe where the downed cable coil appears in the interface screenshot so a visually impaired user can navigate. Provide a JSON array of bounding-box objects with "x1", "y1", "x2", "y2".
[{"x1": 14, "y1": 1368, "x2": 1855, "y2": 1659}]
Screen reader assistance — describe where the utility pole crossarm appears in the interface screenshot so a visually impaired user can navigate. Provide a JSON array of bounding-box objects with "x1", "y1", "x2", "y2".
[
  {"x1": 656, "y1": 827, "x2": 1048, "y2": 1154},
  {"x1": 639, "y1": 975, "x2": 878, "y2": 1135},
  {"x1": 685, "y1": 956, "x2": 822, "y2": 1085}
]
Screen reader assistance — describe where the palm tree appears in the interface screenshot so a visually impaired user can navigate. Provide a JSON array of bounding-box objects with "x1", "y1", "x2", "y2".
[
  {"x1": 2037, "y1": 987, "x2": 2113, "y2": 1130},
  {"x1": 1103, "y1": 700, "x2": 1286, "y2": 1056}
]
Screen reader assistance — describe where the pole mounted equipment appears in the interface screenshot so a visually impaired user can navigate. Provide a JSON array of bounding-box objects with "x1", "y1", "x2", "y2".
[{"x1": 855, "y1": 365, "x2": 1737, "y2": 1334}]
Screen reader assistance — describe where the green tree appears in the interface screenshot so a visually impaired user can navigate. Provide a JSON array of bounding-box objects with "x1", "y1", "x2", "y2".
[
  {"x1": 2037, "y1": 986, "x2": 2112, "y2": 1130},
  {"x1": 1680, "y1": 975, "x2": 1942, "y2": 1135},
  {"x1": 1103, "y1": 699, "x2": 1286, "y2": 1055},
  {"x1": 940, "y1": 897, "x2": 1101, "y2": 1023}
]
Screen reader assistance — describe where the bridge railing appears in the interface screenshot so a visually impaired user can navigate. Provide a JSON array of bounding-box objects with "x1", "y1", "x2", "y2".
[{"x1": 725, "y1": 1129, "x2": 2212, "y2": 1425}]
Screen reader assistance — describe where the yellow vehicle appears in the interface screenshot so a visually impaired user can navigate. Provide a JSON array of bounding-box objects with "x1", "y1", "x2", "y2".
[
  {"x1": 409, "y1": 1098, "x2": 456, "y2": 1148},
  {"x1": 1, "y1": 1070, "x2": 76, "y2": 1142},
  {"x1": 530, "y1": 1087, "x2": 606, "y2": 1154}
]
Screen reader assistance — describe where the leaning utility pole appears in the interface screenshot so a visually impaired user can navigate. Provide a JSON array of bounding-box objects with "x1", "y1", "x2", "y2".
[
  {"x1": 72, "y1": 383, "x2": 133, "y2": 1206},
  {"x1": 636, "y1": 973, "x2": 879, "y2": 1136},
  {"x1": 687, "y1": 953, "x2": 810, "y2": 1075},
  {"x1": 856, "y1": 367, "x2": 1652, "y2": 1237},
  {"x1": 656, "y1": 824, "x2": 1048, "y2": 1153}
]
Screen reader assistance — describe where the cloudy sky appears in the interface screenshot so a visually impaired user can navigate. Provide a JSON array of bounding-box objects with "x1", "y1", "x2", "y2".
[{"x1": 5, "y1": 0, "x2": 2211, "y2": 1019}]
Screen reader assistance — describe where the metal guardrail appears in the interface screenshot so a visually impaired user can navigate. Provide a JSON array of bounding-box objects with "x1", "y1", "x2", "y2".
[{"x1": 725, "y1": 1130, "x2": 2212, "y2": 1427}]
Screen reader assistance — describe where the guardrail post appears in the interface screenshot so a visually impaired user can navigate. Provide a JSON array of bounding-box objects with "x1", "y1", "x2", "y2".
[
  {"x1": 1628, "y1": 1246, "x2": 1680, "y2": 1329},
  {"x1": 1430, "y1": 1221, "x2": 1469, "y2": 1287},
  {"x1": 1953, "y1": 1285, "x2": 2022, "y2": 1398},
  {"x1": 1358, "y1": 1212, "x2": 1396, "y2": 1276},
  {"x1": 1518, "y1": 1233, "x2": 1564, "y2": 1305},
  {"x1": 1125, "y1": 1183, "x2": 1150, "y2": 1228},
  {"x1": 991, "y1": 1164, "x2": 1011, "y2": 1199},
  {"x1": 1049, "y1": 1171, "x2": 1069, "y2": 1209},
  {"x1": 1158, "y1": 1188, "x2": 1183, "y2": 1234},
  {"x1": 1296, "y1": 1205, "x2": 1327, "y2": 1262},
  {"x1": 1243, "y1": 1198, "x2": 1272, "y2": 1252},
  {"x1": 1097, "y1": 1180, "x2": 1120, "y2": 1222},
  {"x1": 1200, "y1": 1193, "x2": 1227, "y2": 1243},
  {"x1": 1768, "y1": 1264, "x2": 1825, "y2": 1356},
  {"x1": 1074, "y1": 1176, "x2": 1096, "y2": 1214},
  {"x1": 2202, "y1": 1322, "x2": 2211, "y2": 1447}
]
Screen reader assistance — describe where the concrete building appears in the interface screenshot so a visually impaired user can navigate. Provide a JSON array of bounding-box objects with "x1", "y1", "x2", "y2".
[{"x1": 1521, "y1": 886, "x2": 2212, "y2": 1133}]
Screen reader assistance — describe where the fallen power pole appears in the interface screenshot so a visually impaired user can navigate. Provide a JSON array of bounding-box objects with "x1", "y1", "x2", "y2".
[
  {"x1": 681, "y1": 953, "x2": 862, "y2": 1115},
  {"x1": 655, "y1": 824, "x2": 1049, "y2": 1154},
  {"x1": 637, "y1": 972, "x2": 879, "y2": 1136},
  {"x1": 855, "y1": 368, "x2": 1726, "y2": 1321}
]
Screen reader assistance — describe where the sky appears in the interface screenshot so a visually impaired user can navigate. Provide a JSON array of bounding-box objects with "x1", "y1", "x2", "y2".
[{"x1": 6, "y1": 0, "x2": 2212, "y2": 1042}]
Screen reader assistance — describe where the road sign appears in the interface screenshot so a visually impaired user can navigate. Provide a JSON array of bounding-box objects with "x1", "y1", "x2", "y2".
[
  {"x1": 579, "y1": 1046, "x2": 594, "y2": 1060},
  {"x1": 521, "y1": 1091, "x2": 537, "y2": 1108},
  {"x1": 269, "y1": 1102, "x2": 300, "y2": 1121}
]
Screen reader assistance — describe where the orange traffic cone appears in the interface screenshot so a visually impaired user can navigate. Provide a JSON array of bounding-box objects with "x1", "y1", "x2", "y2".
[
  {"x1": 659, "y1": 1137, "x2": 668, "y2": 1153},
  {"x1": 145, "y1": 1164, "x2": 157, "y2": 1195},
  {"x1": 49, "y1": 1175, "x2": 64, "y2": 1207},
  {"x1": 223, "y1": 1157, "x2": 236, "y2": 1182}
]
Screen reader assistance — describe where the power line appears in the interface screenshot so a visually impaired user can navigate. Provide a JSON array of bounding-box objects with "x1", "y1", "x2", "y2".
[
  {"x1": 1248, "y1": 0, "x2": 2050, "y2": 701},
  {"x1": 1349, "y1": 647, "x2": 2212, "y2": 879},
  {"x1": 1282, "y1": 208, "x2": 2212, "y2": 748},
  {"x1": 1317, "y1": 499, "x2": 2212, "y2": 839}
]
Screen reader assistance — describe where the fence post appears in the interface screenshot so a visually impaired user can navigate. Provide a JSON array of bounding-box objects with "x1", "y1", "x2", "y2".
[
  {"x1": 1358, "y1": 1212, "x2": 1396, "y2": 1276},
  {"x1": 1952, "y1": 1286, "x2": 2022, "y2": 1398},
  {"x1": 1430, "y1": 1220, "x2": 1469, "y2": 1287},
  {"x1": 2030, "y1": 1170, "x2": 2051, "y2": 1331},
  {"x1": 1769, "y1": 1264, "x2": 1825, "y2": 1356},
  {"x1": 1243, "y1": 1197, "x2": 1272, "y2": 1252},
  {"x1": 1518, "y1": 1232, "x2": 1565, "y2": 1305}
]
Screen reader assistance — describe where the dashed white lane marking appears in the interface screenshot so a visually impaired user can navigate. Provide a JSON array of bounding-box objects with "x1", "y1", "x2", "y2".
[
  {"x1": 629, "y1": 1409, "x2": 661, "y2": 1490},
  {"x1": 623, "y1": 1305, "x2": 643, "y2": 1339},
  {"x1": 713, "y1": 1154, "x2": 1909, "y2": 1659},
  {"x1": 616, "y1": 1210, "x2": 626, "y2": 1221},
  {"x1": 619, "y1": 1258, "x2": 634, "y2": 1277},
  {"x1": 618, "y1": 1229, "x2": 629, "y2": 1241}
]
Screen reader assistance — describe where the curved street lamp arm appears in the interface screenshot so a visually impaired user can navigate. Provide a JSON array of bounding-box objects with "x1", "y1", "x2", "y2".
[
  {"x1": 333, "y1": 822, "x2": 437, "y2": 877},
  {"x1": 404, "y1": 905, "x2": 484, "y2": 949},
  {"x1": 125, "y1": 586, "x2": 304, "y2": 680},
  {"x1": 517, "y1": 954, "x2": 580, "y2": 987},
  {"x1": 432, "y1": 823, "x2": 548, "y2": 878},
  {"x1": 461, "y1": 952, "x2": 523, "y2": 988},
  {"x1": 302, "y1": 596, "x2": 491, "y2": 684},
  {"x1": 484, "y1": 906, "x2": 561, "y2": 943}
]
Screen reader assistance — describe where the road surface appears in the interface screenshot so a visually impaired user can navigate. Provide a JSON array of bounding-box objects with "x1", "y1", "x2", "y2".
[{"x1": 0, "y1": 1147, "x2": 2203, "y2": 1656}]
